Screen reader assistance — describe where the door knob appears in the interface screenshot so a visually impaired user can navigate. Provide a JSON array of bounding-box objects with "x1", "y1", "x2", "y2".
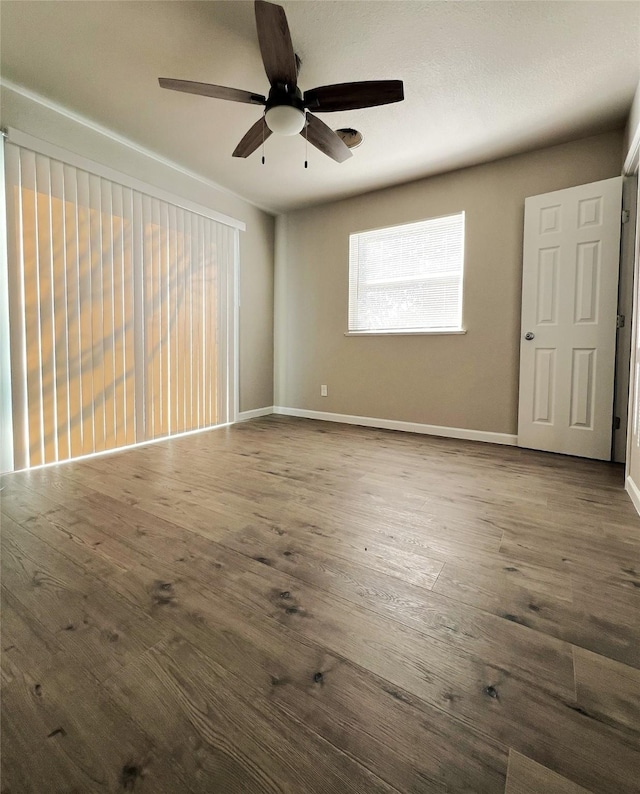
[{"x1": 524, "y1": 331, "x2": 535, "y2": 341}]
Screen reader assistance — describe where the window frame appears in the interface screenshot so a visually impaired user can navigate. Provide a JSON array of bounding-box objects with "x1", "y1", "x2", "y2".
[{"x1": 346, "y1": 211, "x2": 466, "y2": 336}]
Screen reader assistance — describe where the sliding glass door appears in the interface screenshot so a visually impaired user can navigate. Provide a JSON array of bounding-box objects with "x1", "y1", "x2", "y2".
[{"x1": 2, "y1": 139, "x2": 237, "y2": 471}]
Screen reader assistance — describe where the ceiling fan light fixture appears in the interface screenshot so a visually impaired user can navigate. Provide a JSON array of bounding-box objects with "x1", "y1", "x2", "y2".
[
  {"x1": 265, "y1": 105, "x2": 306, "y2": 136},
  {"x1": 335, "y1": 128, "x2": 364, "y2": 149}
]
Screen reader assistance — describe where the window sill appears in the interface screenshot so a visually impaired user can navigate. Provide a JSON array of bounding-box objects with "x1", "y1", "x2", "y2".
[{"x1": 344, "y1": 329, "x2": 467, "y2": 337}]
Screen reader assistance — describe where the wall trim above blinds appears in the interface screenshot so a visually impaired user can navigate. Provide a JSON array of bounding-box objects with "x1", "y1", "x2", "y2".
[
  {"x1": 348, "y1": 211, "x2": 465, "y2": 333},
  {"x1": 4, "y1": 127, "x2": 246, "y2": 231},
  {"x1": 3, "y1": 138, "x2": 238, "y2": 472}
]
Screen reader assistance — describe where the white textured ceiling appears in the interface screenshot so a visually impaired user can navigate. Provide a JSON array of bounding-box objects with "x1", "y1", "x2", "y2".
[{"x1": 1, "y1": 1, "x2": 639, "y2": 213}]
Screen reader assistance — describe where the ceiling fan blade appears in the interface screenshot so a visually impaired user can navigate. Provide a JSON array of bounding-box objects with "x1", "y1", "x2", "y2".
[
  {"x1": 159, "y1": 78, "x2": 265, "y2": 105},
  {"x1": 304, "y1": 80, "x2": 404, "y2": 112},
  {"x1": 232, "y1": 116, "x2": 272, "y2": 158},
  {"x1": 255, "y1": 0, "x2": 297, "y2": 87},
  {"x1": 302, "y1": 114, "x2": 352, "y2": 163}
]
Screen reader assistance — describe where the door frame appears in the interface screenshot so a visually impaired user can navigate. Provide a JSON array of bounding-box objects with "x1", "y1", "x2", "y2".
[
  {"x1": 624, "y1": 138, "x2": 640, "y2": 477},
  {"x1": 615, "y1": 173, "x2": 638, "y2": 462}
]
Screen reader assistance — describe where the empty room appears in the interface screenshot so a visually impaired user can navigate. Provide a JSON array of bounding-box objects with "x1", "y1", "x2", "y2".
[{"x1": 1, "y1": 1, "x2": 640, "y2": 792}]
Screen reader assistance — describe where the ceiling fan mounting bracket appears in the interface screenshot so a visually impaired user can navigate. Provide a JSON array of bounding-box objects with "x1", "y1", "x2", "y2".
[{"x1": 266, "y1": 84, "x2": 304, "y2": 112}]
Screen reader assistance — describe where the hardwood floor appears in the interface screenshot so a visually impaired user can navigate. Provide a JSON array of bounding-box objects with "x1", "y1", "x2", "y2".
[{"x1": 1, "y1": 415, "x2": 639, "y2": 793}]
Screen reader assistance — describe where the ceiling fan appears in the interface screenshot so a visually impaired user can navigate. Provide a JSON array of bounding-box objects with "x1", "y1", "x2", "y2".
[{"x1": 159, "y1": 0, "x2": 404, "y2": 164}]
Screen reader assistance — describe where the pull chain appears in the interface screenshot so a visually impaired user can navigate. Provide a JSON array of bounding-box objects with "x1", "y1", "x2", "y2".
[
  {"x1": 262, "y1": 115, "x2": 266, "y2": 165},
  {"x1": 304, "y1": 112, "x2": 308, "y2": 169}
]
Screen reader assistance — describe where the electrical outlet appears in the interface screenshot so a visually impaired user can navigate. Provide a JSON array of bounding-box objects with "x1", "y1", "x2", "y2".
[{"x1": 320, "y1": 385, "x2": 328, "y2": 397}]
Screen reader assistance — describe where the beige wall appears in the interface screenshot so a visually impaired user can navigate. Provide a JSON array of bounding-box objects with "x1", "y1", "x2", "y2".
[
  {"x1": 275, "y1": 130, "x2": 624, "y2": 435},
  {"x1": 1, "y1": 86, "x2": 275, "y2": 413}
]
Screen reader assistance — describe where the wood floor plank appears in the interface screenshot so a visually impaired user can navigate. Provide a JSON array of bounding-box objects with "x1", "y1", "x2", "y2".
[
  {"x1": 106, "y1": 532, "x2": 635, "y2": 794},
  {"x1": 566, "y1": 579, "x2": 640, "y2": 669},
  {"x1": 2, "y1": 416, "x2": 639, "y2": 793},
  {"x1": 219, "y1": 486, "x2": 518, "y2": 583},
  {"x1": 51, "y1": 464, "x2": 450, "y2": 595},
  {"x1": 42, "y1": 488, "x2": 575, "y2": 701},
  {"x1": 432, "y1": 555, "x2": 572, "y2": 612},
  {"x1": 1, "y1": 477, "x2": 68, "y2": 524},
  {"x1": 105, "y1": 633, "x2": 401, "y2": 794},
  {"x1": 225, "y1": 512, "x2": 446, "y2": 592},
  {"x1": 5, "y1": 484, "x2": 134, "y2": 582},
  {"x1": 1, "y1": 662, "x2": 192, "y2": 793},
  {"x1": 2, "y1": 465, "x2": 96, "y2": 506},
  {"x1": 573, "y1": 646, "x2": 640, "y2": 734},
  {"x1": 568, "y1": 558, "x2": 640, "y2": 597},
  {"x1": 1, "y1": 515, "x2": 168, "y2": 681},
  {"x1": 100, "y1": 561, "x2": 510, "y2": 793},
  {"x1": 433, "y1": 555, "x2": 640, "y2": 669},
  {"x1": 13, "y1": 492, "x2": 145, "y2": 579},
  {"x1": 500, "y1": 514, "x2": 640, "y2": 583},
  {"x1": 227, "y1": 568, "x2": 635, "y2": 776},
  {"x1": 505, "y1": 749, "x2": 593, "y2": 793},
  {"x1": 219, "y1": 523, "x2": 576, "y2": 698},
  {"x1": 1, "y1": 587, "x2": 62, "y2": 687}
]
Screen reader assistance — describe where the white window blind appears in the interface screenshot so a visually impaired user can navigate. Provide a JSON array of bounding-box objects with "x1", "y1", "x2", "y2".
[
  {"x1": 348, "y1": 212, "x2": 465, "y2": 333},
  {"x1": 4, "y1": 141, "x2": 236, "y2": 471}
]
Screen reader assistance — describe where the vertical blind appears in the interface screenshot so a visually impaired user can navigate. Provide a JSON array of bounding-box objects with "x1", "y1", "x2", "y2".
[
  {"x1": 348, "y1": 212, "x2": 465, "y2": 332},
  {"x1": 4, "y1": 142, "x2": 236, "y2": 471}
]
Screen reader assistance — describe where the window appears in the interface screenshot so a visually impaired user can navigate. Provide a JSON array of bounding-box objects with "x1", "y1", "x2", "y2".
[
  {"x1": 3, "y1": 138, "x2": 238, "y2": 471},
  {"x1": 348, "y1": 211, "x2": 465, "y2": 334}
]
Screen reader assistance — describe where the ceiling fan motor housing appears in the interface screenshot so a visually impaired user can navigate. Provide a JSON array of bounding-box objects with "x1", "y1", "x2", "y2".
[{"x1": 266, "y1": 83, "x2": 304, "y2": 113}]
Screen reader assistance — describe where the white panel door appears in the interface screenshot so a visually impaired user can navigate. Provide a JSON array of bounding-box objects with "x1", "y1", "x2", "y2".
[{"x1": 518, "y1": 177, "x2": 623, "y2": 460}]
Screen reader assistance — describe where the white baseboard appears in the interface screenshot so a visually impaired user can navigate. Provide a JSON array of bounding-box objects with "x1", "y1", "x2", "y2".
[
  {"x1": 273, "y1": 406, "x2": 517, "y2": 446},
  {"x1": 625, "y1": 475, "x2": 640, "y2": 517},
  {"x1": 236, "y1": 406, "x2": 274, "y2": 421}
]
